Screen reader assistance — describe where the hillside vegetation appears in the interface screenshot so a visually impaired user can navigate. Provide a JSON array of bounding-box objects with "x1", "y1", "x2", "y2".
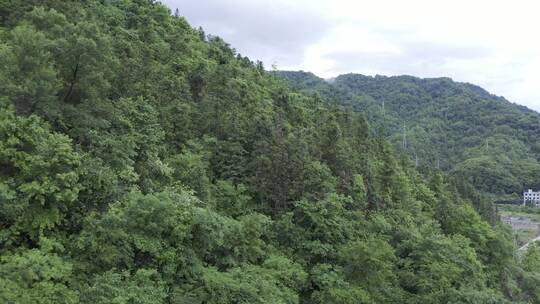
[
  {"x1": 2, "y1": 1, "x2": 540, "y2": 303},
  {"x1": 279, "y1": 71, "x2": 540, "y2": 201}
]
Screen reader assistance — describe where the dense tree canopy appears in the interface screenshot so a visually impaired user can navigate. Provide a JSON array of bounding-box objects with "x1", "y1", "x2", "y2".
[{"x1": 1, "y1": 1, "x2": 540, "y2": 303}]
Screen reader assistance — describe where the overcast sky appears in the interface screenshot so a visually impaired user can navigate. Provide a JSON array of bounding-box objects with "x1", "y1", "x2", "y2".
[{"x1": 163, "y1": 0, "x2": 540, "y2": 111}]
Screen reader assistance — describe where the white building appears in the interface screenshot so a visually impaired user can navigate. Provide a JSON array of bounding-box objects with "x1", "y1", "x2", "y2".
[{"x1": 523, "y1": 189, "x2": 540, "y2": 205}]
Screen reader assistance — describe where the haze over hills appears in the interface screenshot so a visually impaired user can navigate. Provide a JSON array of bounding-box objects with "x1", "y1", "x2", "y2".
[{"x1": 278, "y1": 70, "x2": 540, "y2": 201}]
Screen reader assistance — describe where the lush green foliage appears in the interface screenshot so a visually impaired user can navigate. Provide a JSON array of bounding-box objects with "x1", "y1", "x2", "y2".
[
  {"x1": 1, "y1": 1, "x2": 540, "y2": 303},
  {"x1": 279, "y1": 71, "x2": 540, "y2": 201}
]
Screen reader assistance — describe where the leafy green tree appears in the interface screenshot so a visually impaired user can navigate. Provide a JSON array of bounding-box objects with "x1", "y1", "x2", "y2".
[
  {"x1": 339, "y1": 237, "x2": 399, "y2": 301},
  {"x1": 351, "y1": 174, "x2": 367, "y2": 208},
  {"x1": 168, "y1": 140, "x2": 212, "y2": 201},
  {"x1": 212, "y1": 179, "x2": 251, "y2": 217},
  {"x1": 0, "y1": 24, "x2": 60, "y2": 116},
  {"x1": 310, "y1": 264, "x2": 372, "y2": 304},
  {"x1": 192, "y1": 261, "x2": 304, "y2": 304},
  {"x1": 398, "y1": 234, "x2": 485, "y2": 301},
  {"x1": 81, "y1": 269, "x2": 167, "y2": 304},
  {"x1": 0, "y1": 247, "x2": 78, "y2": 303},
  {"x1": 0, "y1": 105, "x2": 80, "y2": 247}
]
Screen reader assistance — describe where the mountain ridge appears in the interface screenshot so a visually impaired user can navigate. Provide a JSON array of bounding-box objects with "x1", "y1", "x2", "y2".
[{"x1": 285, "y1": 70, "x2": 533, "y2": 109}]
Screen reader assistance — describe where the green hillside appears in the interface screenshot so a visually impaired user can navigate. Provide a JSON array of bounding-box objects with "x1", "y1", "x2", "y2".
[
  {"x1": 1, "y1": 1, "x2": 540, "y2": 303},
  {"x1": 279, "y1": 71, "x2": 540, "y2": 201}
]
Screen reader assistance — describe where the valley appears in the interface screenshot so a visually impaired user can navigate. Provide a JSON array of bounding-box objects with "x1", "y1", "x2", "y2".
[{"x1": 500, "y1": 204, "x2": 540, "y2": 248}]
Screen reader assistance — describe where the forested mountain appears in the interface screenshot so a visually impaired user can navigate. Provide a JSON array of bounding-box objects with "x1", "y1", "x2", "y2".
[
  {"x1": 2, "y1": 1, "x2": 540, "y2": 303},
  {"x1": 279, "y1": 71, "x2": 540, "y2": 201}
]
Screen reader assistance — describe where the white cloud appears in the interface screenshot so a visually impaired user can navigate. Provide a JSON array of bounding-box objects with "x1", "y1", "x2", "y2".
[{"x1": 162, "y1": 0, "x2": 540, "y2": 111}]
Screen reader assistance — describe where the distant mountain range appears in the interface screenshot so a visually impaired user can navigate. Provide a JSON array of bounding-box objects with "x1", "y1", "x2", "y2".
[{"x1": 278, "y1": 71, "x2": 540, "y2": 201}]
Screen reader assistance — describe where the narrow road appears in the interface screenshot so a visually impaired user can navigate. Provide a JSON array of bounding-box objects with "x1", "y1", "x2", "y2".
[{"x1": 519, "y1": 235, "x2": 540, "y2": 251}]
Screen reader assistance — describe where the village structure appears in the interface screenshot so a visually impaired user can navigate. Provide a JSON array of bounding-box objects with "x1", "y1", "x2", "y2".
[{"x1": 523, "y1": 189, "x2": 540, "y2": 205}]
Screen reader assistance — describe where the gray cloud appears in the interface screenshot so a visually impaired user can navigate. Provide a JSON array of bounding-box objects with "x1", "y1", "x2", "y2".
[
  {"x1": 325, "y1": 27, "x2": 492, "y2": 77},
  {"x1": 162, "y1": 0, "x2": 331, "y2": 67}
]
